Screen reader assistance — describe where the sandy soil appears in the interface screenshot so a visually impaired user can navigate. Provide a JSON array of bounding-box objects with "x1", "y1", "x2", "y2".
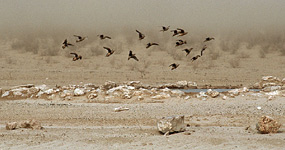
[{"x1": 0, "y1": 96, "x2": 284, "y2": 149}]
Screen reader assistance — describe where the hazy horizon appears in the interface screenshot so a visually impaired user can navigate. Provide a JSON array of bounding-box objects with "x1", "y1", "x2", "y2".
[{"x1": 1, "y1": 0, "x2": 285, "y2": 37}]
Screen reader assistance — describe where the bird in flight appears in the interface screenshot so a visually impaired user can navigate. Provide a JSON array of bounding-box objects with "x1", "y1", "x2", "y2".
[
  {"x1": 204, "y1": 37, "x2": 215, "y2": 42},
  {"x1": 128, "y1": 50, "x2": 139, "y2": 61},
  {"x1": 62, "y1": 39, "x2": 74, "y2": 49},
  {"x1": 103, "y1": 47, "x2": 115, "y2": 57},
  {"x1": 169, "y1": 63, "x2": 179, "y2": 70},
  {"x1": 74, "y1": 35, "x2": 87, "y2": 42},
  {"x1": 70, "y1": 53, "x2": 82, "y2": 61},
  {"x1": 177, "y1": 28, "x2": 188, "y2": 36},
  {"x1": 182, "y1": 48, "x2": 193, "y2": 56},
  {"x1": 191, "y1": 55, "x2": 201, "y2": 62},
  {"x1": 146, "y1": 42, "x2": 159, "y2": 48},
  {"x1": 171, "y1": 29, "x2": 179, "y2": 36},
  {"x1": 136, "y1": 30, "x2": 145, "y2": 40},
  {"x1": 161, "y1": 26, "x2": 170, "y2": 32},
  {"x1": 176, "y1": 40, "x2": 187, "y2": 46},
  {"x1": 200, "y1": 45, "x2": 207, "y2": 56},
  {"x1": 98, "y1": 34, "x2": 111, "y2": 40}
]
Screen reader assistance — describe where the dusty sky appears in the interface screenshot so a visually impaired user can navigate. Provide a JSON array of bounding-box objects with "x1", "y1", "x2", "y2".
[{"x1": 0, "y1": 0, "x2": 284, "y2": 36}]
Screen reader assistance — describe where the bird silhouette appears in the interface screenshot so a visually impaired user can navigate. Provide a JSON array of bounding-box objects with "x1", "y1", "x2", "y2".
[
  {"x1": 182, "y1": 48, "x2": 193, "y2": 56},
  {"x1": 200, "y1": 45, "x2": 207, "y2": 56},
  {"x1": 136, "y1": 30, "x2": 145, "y2": 40},
  {"x1": 204, "y1": 37, "x2": 215, "y2": 42},
  {"x1": 98, "y1": 34, "x2": 111, "y2": 40},
  {"x1": 70, "y1": 53, "x2": 82, "y2": 61},
  {"x1": 62, "y1": 39, "x2": 74, "y2": 49},
  {"x1": 103, "y1": 47, "x2": 115, "y2": 57},
  {"x1": 191, "y1": 55, "x2": 201, "y2": 62},
  {"x1": 171, "y1": 29, "x2": 179, "y2": 36},
  {"x1": 161, "y1": 26, "x2": 170, "y2": 32},
  {"x1": 74, "y1": 35, "x2": 87, "y2": 42},
  {"x1": 169, "y1": 63, "x2": 180, "y2": 70},
  {"x1": 146, "y1": 42, "x2": 159, "y2": 48},
  {"x1": 177, "y1": 28, "x2": 188, "y2": 36},
  {"x1": 176, "y1": 40, "x2": 187, "y2": 46},
  {"x1": 128, "y1": 50, "x2": 139, "y2": 61}
]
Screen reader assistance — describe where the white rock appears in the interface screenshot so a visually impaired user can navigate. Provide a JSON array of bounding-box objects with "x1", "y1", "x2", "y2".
[
  {"x1": 176, "y1": 81, "x2": 188, "y2": 87},
  {"x1": 157, "y1": 115, "x2": 186, "y2": 135},
  {"x1": 262, "y1": 76, "x2": 280, "y2": 82},
  {"x1": 171, "y1": 90, "x2": 185, "y2": 97},
  {"x1": 36, "y1": 84, "x2": 47, "y2": 91},
  {"x1": 132, "y1": 91, "x2": 143, "y2": 96},
  {"x1": 265, "y1": 90, "x2": 281, "y2": 96},
  {"x1": 206, "y1": 89, "x2": 220, "y2": 98},
  {"x1": 114, "y1": 106, "x2": 129, "y2": 112},
  {"x1": 188, "y1": 81, "x2": 197, "y2": 87},
  {"x1": 2, "y1": 91, "x2": 10, "y2": 97},
  {"x1": 184, "y1": 96, "x2": 190, "y2": 100},
  {"x1": 127, "y1": 81, "x2": 141, "y2": 86},
  {"x1": 74, "y1": 88, "x2": 85, "y2": 96},
  {"x1": 36, "y1": 91, "x2": 44, "y2": 98},
  {"x1": 262, "y1": 86, "x2": 282, "y2": 92},
  {"x1": 257, "y1": 106, "x2": 262, "y2": 110},
  {"x1": 160, "y1": 88, "x2": 171, "y2": 93},
  {"x1": 87, "y1": 93, "x2": 98, "y2": 99},
  {"x1": 44, "y1": 89, "x2": 55, "y2": 95},
  {"x1": 151, "y1": 93, "x2": 171, "y2": 99},
  {"x1": 12, "y1": 90, "x2": 23, "y2": 96},
  {"x1": 222, "y1": 95, "x2": 227, "y2": 100},
  {"x1": 137, "y1": 96, "x2": 144, "y2": 100},
  {"x1": 196, "y1": 91, "x2": 208, "y2": 99}
]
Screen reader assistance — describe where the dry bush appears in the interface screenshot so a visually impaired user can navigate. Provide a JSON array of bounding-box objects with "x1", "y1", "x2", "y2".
[
  {"x1": 5, "y1": 57, "x2": 15, "y2": 65},
  {"x1": 238, "y1": 51, "x2": 250, "y2": 59},
  {"x1": 259, "y1": 49, "x2": 266, "y2": 58},
  {"x1": 229, "y1": 58, "x2": 240, "y2": 68}
]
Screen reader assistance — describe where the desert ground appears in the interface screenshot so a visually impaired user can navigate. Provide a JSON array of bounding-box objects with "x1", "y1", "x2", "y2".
[{"x1": 0, "y1": 32, "x2": 285, "y2": 149}]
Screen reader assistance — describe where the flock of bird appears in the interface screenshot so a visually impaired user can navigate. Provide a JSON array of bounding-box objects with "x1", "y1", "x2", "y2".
[{"x1": 62, "y1": 26, "x2": 215, "y2": 70}]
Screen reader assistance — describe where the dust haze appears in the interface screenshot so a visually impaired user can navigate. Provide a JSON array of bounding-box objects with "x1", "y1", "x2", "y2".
[{"x1": 0, "y1": 0, "x2": 285, "y2": 87}]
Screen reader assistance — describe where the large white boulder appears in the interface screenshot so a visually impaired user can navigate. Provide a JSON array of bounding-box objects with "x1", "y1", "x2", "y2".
[{"x1": 157, "y1": 115, "x2": 186, "y2": 135}]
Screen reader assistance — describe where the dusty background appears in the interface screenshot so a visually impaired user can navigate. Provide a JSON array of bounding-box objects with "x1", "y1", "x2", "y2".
[{"x1": 1, "y1": 1, "x2": 285, "y2": 149}]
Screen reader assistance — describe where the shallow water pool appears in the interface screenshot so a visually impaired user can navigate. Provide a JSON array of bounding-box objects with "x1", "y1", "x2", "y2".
[{"x1": 174, "y1": 89, "x2": 260, "y2": 93}]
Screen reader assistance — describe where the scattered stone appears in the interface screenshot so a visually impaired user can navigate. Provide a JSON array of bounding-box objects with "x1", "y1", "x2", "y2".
[
  {"x1": 222, "y1": 95, "x2": 227, "y2": 100},
  {"x1": 151, "y1": 93, "x2": 170, "y2": 99},
  {"x1": 137, "y1": 96, "x2": 144, "y2": 100},
  {"x1": 114, "y1": 106, "x2": 129, "y2": 112},
  {"x1": 87, "y1": 93, "x2": 98, "y2": 99},
  {"x1": 18, "y1": 119, "x2": 43, "y2": 129},
  {"x1": 6, "y1": 122, "x2": 18, "y2": 130},
  {"x1": 157, "y1": 115, "x2": 186, "y2": 135},
  {"x1": 206, "y1": 89, "x2": 220, "y2": 98},
  {"x1": 2, "y1": 91, "x2": 10, "y2": 97},
  {"x1": 74, "y1": 88, "x2": 85, "y2": 96},
  {"x1": 262, "y1": 86, "x2": 282, "y2": 92},
  {"x1": 256, "y1": 116, "x2": 281, "y2": 134}
]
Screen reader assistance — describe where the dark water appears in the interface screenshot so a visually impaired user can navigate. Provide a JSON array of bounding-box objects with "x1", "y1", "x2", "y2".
[{"x1": 174, "y1": 89, "x2": 261, "y2": 93}]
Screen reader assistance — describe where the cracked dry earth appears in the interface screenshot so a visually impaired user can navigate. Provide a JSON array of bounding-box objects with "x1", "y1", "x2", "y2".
[{"x1": 0, "y1": 96, "x2": 284, "y2": 150}]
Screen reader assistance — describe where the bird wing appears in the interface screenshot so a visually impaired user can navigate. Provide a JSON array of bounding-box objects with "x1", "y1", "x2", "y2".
[
  {"x1": 74, "y1": 35, "x2": 82, "y2": 39},
  {"x1": 133, "y1": 55, "x2": 139, "y2": 61},
  {"x1": 63, "y1": 39, "x2": 67, "y2": 44},
  {"x1": 129, "y1": 51, "x2": 132, "y2": 56},
  {"x1": 136, "y1": 30, "x2": 141, "y2": 34},
  {"x1": 103, "y1": 47, "x2": 112, "y2": 53},
  {"x1": 70, "y1": 53, "x2": 78, "y2": 57}
]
